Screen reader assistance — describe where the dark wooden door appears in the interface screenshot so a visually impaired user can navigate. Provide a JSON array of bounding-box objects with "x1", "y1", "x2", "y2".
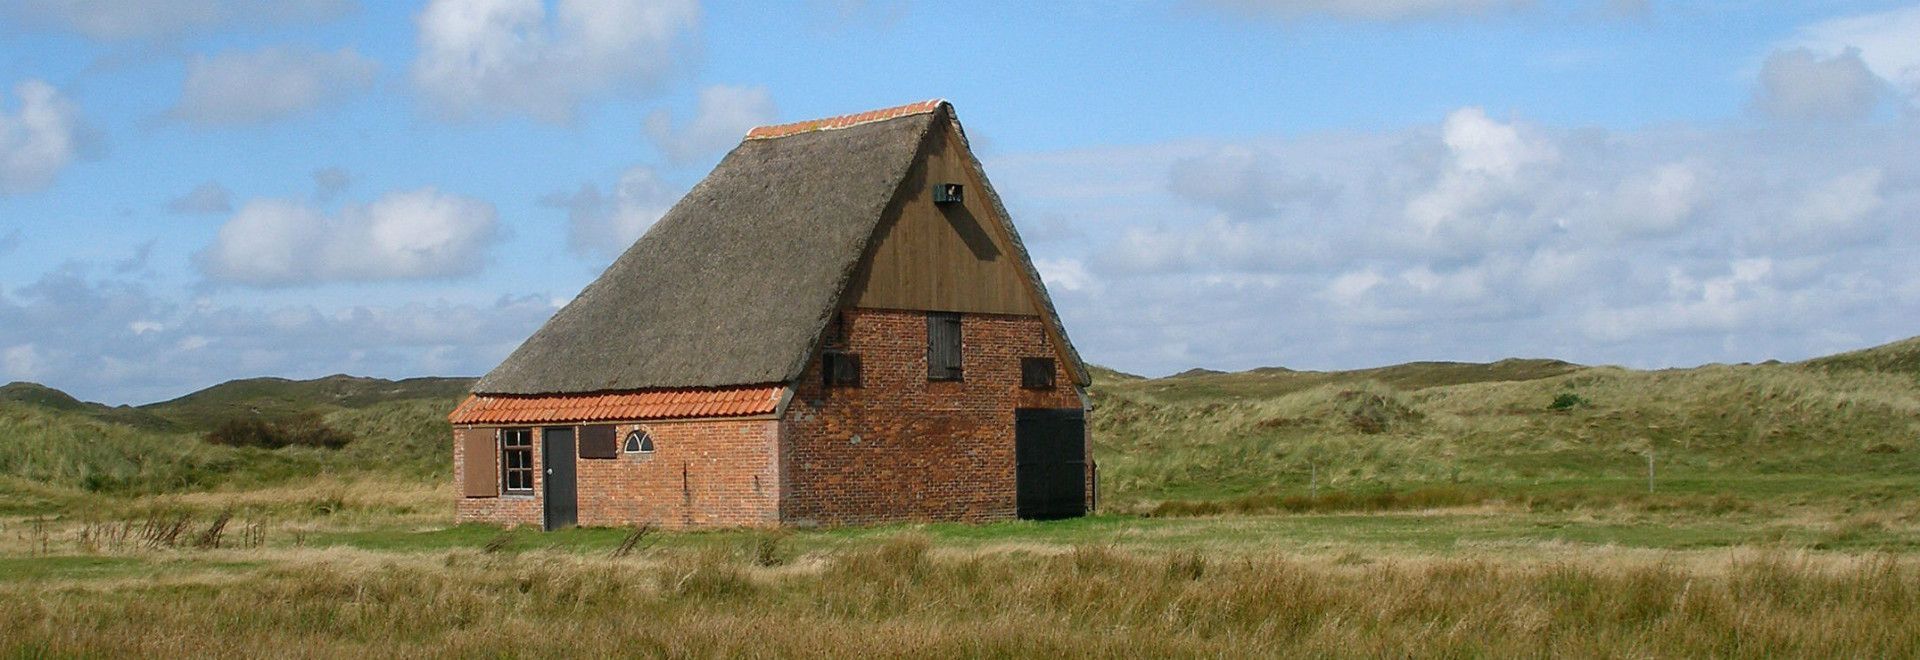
[
  {"x1": 1015, "y1": 408, "x2": 1087, "y2": 520},
  {"x1": 542, "y1": 427, "x2": 577, "y2": 530}
]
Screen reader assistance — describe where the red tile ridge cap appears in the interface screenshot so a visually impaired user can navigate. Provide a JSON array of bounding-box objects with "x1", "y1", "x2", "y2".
[{"x1": 744, "y1": 99, "x2": 946, "y2": 140}]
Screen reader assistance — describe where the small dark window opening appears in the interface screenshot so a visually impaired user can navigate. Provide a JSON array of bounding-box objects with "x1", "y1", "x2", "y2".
[
  {"x1": 623, "y1": 430, "x2": 654, "y2": 454},
  {"x1": 934, "y1": 182, "x2": 964, "y2": 204},
  {"x1": 579, "y1": 424, "x2": 618, "y2": 459},
  {"x1": 824, "y1": 310, "x2": 850, "y2": 349},
  {"x1": 500, "y1": 428, "x2": 534, "y2": 493},
  {"x1": 1022, "y1": 357, "x2": 1057, "y2": 389},
  {"x1": 927, "y1": 312, "x2": 963, "y2": 381},
  {"x1": 823, "y1": 350, "x2": 862, "y2": 388}
]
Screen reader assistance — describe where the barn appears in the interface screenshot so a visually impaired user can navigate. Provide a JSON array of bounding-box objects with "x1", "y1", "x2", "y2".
[{"x1": 448, "y1": 100, "x2": 1092, "y2": 530}]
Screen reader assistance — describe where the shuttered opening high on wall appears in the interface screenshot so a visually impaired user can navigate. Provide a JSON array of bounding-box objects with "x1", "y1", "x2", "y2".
[
  {"x1": 579, "y1": 424, "x2": 618, "y2": 459},
  {"x1": 927, "y1": 312, "x2": 963, "y2": 380},
  {"x1": 460, "y1": 428, "x2": 498, "y2": 497}
]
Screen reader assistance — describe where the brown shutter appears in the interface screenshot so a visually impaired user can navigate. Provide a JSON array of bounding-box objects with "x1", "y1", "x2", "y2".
[
  {"x1": 460, "y1": 428, "x2": 499, "y2": 497},
  {"x1": 579, "y1": 424, "x2": 618, "y2": 459}
]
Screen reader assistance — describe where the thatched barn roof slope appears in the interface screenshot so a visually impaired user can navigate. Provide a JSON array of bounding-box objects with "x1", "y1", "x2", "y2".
[
  {"x1": 475, "y1": 103, "x2": 941, "y2": 394},
  {"x1": 473, "y1": 99, "x2": 1091, "y2": 395}
]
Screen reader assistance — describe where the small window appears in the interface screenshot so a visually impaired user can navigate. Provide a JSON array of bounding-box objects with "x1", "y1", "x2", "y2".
[
  {"x1": 1022, "y1": 357, "x2": 1056, "y2": 389},
  {"x1": 623, "y1": 430, "x2": 654, "y2": 454},
  {"x1": 927, "y1": 312, "x2": 963, "y2": 381},
  {"x1": 824, "y1": 311, "x2": 850, "y2": 349},
  {"x1": 823, "y1": 350, "x2": 862, "y2": 388},
  {"x1": 500, "y1": 428, "x2": 534, "y2": 493},
  {"x1": 579, "y1": 424, "x2": 617, "y2": 459}
]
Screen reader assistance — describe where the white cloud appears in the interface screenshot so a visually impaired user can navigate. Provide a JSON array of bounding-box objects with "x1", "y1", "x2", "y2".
[
  {"x1": 0, "y1": 267, "x2": 558, "y2": 403},
  {"x1": 171, "y1": 47, "x2": 378, "y2": 126},
  {"x1": 1753, "y1": 47, "x2": 1883, "y2": 121},
  {"x1": 2, "y1": 344, "x2": 46, "y2": 380},
  {"x1": 1603, "y1": 162, "x2": 1702, "y2": 237},
  {"x1": 0, "y1": 79, "x2": 89, "y2": 196},
  {"x1": 1193, "y1": 0, "x2": 1527, "y2": 21},
  {"x1": 540, "y1": 166, "x2": 678, "y2": 257},
  {"x1": 1033, "y1": 258, "x2": 1096, "y2": 294},
  {"x1": 1790, "y1": 4, "x2": 1920, "y2": 108},
  {"x1": 0, "y1": 0, "x2": 354, "y2": 41},
  {"x1": 167, "y1": 181, "x2": 232, "y2": 214},
  {"x1": 1774, "y1": 167, "x2": 1886, "y2": 250},
  {"x1": 196, "y1": 188, "x2": 500, "y2": 286},
  {"x1": 645, "y1": 85, "x2": 777, "y2": 163},
  {"x1": 989, "y1": 107, "x2": 1920, "y2": 376},
  {"x1": 1403, "y1": 107, "x2": 1560, "y2": 256},
  {"x1": 410, "y1": 0, "x2": 700, "y2": 122}
]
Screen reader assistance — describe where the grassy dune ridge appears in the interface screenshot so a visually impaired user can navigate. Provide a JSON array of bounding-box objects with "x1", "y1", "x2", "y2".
[{"x1": 3, "y1": 338, "x2": 1920, "y2": 655}]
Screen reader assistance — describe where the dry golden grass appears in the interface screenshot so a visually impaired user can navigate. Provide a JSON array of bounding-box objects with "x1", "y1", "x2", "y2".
[{"x1": 4, "y1": 537, "x2": 1917, "y2": 658}]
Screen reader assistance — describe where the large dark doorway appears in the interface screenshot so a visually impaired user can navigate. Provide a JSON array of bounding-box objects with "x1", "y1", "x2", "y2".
[
  {"x1": 542, "y1": 427, "x2": 577, "y2": 530},
  {"x1": 1014, "y1": 408, "x2": 1087, "y2": 520}
]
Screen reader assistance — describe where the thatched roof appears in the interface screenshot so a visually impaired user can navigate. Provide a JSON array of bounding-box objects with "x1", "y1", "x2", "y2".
[{"x1": 474, "y1": 100, "x2": 1088, "y2": 395}]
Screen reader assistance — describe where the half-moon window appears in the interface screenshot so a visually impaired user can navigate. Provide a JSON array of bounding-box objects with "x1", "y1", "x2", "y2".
[{"x1": 623, "y1": 430, "x2": 655, "y2": 454}]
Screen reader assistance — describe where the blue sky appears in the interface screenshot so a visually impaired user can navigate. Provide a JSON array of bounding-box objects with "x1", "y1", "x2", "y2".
[{"x1": 3, "y1": 0, "x2": 1919, "y2": 404}]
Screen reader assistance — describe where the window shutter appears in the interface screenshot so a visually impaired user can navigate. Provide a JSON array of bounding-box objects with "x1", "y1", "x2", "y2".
[
  {"x1": 460, "y1": 428, "x2": 498, "y2": 497},
  {"x1": 1022, "y1": 357, "x2": 1056, "y2": 389},
  {"x1": 823, "y1": 351, "x2": 861, "y2": 388},
  {"x1": 579, "y1": 424, "x2": 618, "y2": 459},
  {"x1": 927, "y1": 312, "x2": 963, "y2": 380}
]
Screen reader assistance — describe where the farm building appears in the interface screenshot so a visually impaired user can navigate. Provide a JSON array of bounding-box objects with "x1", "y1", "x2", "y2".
[{"x1": 448, "y1": 100, "x2": 1093, "y2": 530}]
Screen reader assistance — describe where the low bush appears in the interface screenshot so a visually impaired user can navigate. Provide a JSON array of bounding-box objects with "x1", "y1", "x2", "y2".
[
  {"x1": 1549, "y1": 392, "x2": 1590, "y2": 411},
  {"x1": 204, "y1": 416, "x2": 352, "y2": 450}
]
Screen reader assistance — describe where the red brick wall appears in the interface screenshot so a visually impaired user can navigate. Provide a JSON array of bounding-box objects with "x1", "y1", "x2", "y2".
[
  {"x1": 454, "y1": 419, "x2": 780, "y2": 529},
  {"x1": 453, "y1": 426, "x2": 542, "y2": 527},
  {"x1": 781, "y1": 307, "x2": 1087, "y2": 526},
  {"x1": 575, "y1": 420, "x2": 780, "y2": 529}
]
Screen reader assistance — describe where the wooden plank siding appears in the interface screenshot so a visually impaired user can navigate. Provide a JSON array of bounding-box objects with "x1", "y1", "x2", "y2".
[{"x1": 848, "y1": 120, "x2": 1039, "y2": 316}]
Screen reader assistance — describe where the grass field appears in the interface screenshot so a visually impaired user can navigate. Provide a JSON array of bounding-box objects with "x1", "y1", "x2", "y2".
[{"x1": 2, "y1": 338, "x2": 1919, "y2": 656}]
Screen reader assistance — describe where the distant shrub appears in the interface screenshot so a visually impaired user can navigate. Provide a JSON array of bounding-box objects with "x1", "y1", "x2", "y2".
[
  {"x1": 204, "y1": 416, "x2": 353, "y2": 450},
  {"x1": 1335, "y1": 389, "x2": 1421, "y2": 434},
  {"x1": 1549, "y1": 393, "x2": 1590, "y2": 411}
]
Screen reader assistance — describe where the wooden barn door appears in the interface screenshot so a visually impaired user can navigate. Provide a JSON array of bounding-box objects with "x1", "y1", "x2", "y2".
[
  {"x1": 542, "y1": 427, "x2": 578, "y2": 530},
  {"x1": 1015, "y1": 408, "x2": 1087, "y2": 520}
]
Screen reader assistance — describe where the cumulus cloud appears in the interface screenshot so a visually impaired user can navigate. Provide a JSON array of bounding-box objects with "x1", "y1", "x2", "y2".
[
  {"x1": 1753, "y1": 47, "x2": 1883, "y2": 121},
  {"x1": 0, "y1": 0, "x2": 354, "y2": 41},
  {"x1": 1789, "y1": 4, "x2": 1920, "y2": 109},
  {"x1": 167, "y1": 181, "x2": 232, "y2": 214},
  {"x1": 0, "y1": 266, "x2": 556, "y2": 403},
  {"x1": 1192, "y1": 0, "x2": 1527, "y2": 21},
  {"x1": 1, "y1": 79, "x2": 92, "y2": 196},
  {"x1": 171, "y1": 47, "x2": 378, "y2": 126},
  {"x1": 541, "y1": 166, "x2": 679, "y2": 258},
  {"x1": 988, "y1": 108, "x2": 1920, "y2": 376},
  {"x1": 410, "y1": 0, "x2": 700, "y2": 122},
  {"x1": 645, "y1": 85, "x2": 777, "y2": 163},
  {"x1": 195, "y1": 188, "x2": 500, "y2": 286}
]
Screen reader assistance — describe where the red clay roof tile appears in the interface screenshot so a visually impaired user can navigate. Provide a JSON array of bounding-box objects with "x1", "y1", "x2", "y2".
[
  {"x1": 744, "y1": 99, "x2": 944, "y2": 140},
  {"x1": 447, "y1": 385, "x2": 785, "y2": 425}
]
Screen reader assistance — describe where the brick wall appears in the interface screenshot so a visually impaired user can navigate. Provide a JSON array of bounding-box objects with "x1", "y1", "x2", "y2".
[
  {"x1": 453, "y1": 426, "x2": 542, "y2": 527},
  {"x1": 575, "y1": 419, "x2": 780, "y2": 529},
  {"x1": 454, "y1": 419, "x2": 780, "y2": 529},
  {"x1": 781, "y1": 307, "x2": 1086, "y2": 526}
]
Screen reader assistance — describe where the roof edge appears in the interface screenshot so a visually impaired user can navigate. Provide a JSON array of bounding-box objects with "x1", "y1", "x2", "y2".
[{"x1": 745, "y1": 99, "x2": 946, "y2": 141}]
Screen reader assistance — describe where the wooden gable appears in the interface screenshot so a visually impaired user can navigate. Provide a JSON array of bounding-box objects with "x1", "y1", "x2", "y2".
[{"x1": 845, "y1": 118, "x2": 1039, "y2": 316}]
